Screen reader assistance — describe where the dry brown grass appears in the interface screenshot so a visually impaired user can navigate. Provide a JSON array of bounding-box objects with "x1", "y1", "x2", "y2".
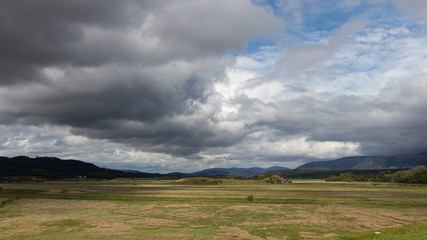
[
  {"x1": 213, "y1": 226, "x2": 264, "y2": 240},
  {"x1": 0, "y1": 180, "x2": 426, "y2": 239},
  {"x1": 17, "y1": 198, "x2": 119, "y2": 211}
]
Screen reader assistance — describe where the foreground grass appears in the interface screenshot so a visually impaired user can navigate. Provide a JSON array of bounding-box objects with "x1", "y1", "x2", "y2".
[{"x1": 0, "y1": 179, "x2": 426, "y2": 239}]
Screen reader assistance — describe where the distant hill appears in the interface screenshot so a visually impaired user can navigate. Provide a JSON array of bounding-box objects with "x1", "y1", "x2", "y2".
[
  {"x1": 297, "y1": 156, "x2": 376, "y2": 169},
  {"x1": 5, "y1": 151, "x2": 425, "y2": 181},
  {"x1": 171, "y1": 166, "x2": 290, "y2": 178},
  {"x1": 0, "y1": 156, "x2": 290, "y2": 180},
  {"x1": 297, "y1": 151, "x2": 427, "y2": 170},
  {"x1": 0, "y1": 156, "x2": 291, "y2": 180},
  {"x1": 0, "y1": 156, "x2": 162, "y2": 180}
]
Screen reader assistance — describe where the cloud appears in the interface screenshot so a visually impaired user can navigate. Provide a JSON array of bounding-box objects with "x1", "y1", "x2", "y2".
[
  {"x1": 393, "y1": 0, "x2": 427, "y2": 20},
  {"x1": 277, "y1": 18, "x2": 369, "y2": 76},
  {"x1": 219, "y1": 13, "x2": 427, "y2": 160},
  {"x1": 0, "y1": 0, "x2": 283, "y2": 85},
  {"x1": 0, "y1": 0, "x2": 284, "y2": 158},
  {"x1": 1, "y1": 1, "x2": 426, "y2": 172},
  {"x1": 259, "y1": 72, "x2": 427, "y2": 156}
]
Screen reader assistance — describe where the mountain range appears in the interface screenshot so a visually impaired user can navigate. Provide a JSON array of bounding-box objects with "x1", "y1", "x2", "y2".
[
  {"x1": 298, "y1": 151, "x2": 427, "y2": 169},
  {"x1": 1, "y1": 150, "x2": 426, "y2": 180},
  {"x1": 0, "y1": 156, "x2": 289, "y2": 180},
  {"x1": 169, "y1": 166, "x2": 290, "y2": 177},
  {"x1": 0, "y1": 156, "x2": 161, "y2": 180}
]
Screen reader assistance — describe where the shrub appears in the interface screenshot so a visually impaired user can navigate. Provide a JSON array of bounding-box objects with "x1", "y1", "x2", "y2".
[
  {"x1": 174, "y1": 177, "x2": 225, "y2": 185},
  {"x1": 325, "y1": 166, "x2": 427, "y2": 184},
  {"x1": 247, "y1": 195, "x2": 254, "y2": 202}
]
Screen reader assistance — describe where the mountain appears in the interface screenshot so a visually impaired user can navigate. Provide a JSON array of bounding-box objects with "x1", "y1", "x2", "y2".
[
  {"x1": 0, "y1": 156, "x2": 162, "y2": 180},
  {"x1": 0, "y1": 156, "x2": 290, "y2": 180},
  {"x1": 297, "y1": 156, "x2": 376, "y2": 169},
  {"x1": 264, "y1": 166, "x2": 291, "y2": 171},
  {"x1": 297, "y1": 151, "x2": 427, "y2": 170},
  {"x1": 169, "y1": 166, "x2": 290, "y2": 177},
  {"x1": 418, "y1": 150, "x2": 427, "y2": 156},
  {"x1": 191, "y1": 166, "x2": 290, "y2": 177}
]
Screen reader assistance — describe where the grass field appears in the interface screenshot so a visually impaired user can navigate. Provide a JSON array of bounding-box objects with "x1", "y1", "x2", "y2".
[{"x1": 0, "y1": 179, "x2": 426, "y2": 239}]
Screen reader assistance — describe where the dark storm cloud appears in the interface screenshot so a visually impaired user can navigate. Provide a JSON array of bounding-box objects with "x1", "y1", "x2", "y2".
[
  {"x1": 0, "y1": 0, "x2": 152, "y2": 85},
  {"x1": 0, "y1": 0, "x2": 283, "y2": 155},
  {"x1": 0, "y1": 0, "x2": 281, "y2": 85},
  {"x1": 0, "y1": 59, "x2": 232, "y2": 155}
]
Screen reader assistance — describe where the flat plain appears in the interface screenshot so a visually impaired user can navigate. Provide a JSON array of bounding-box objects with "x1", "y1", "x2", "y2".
[{"x1": 0, "y1": 179, "x2": 426, "y2": 239}]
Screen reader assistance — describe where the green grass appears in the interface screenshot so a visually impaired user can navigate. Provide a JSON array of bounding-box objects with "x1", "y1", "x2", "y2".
[{"x1": 0, "y1": 179, "x2": 426, "y2": 239}]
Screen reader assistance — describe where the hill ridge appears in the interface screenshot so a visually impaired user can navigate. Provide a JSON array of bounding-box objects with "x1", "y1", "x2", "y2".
[
  {"x1": 0, "y1": 156, "x2": 161, "y2": 180},
  {"x1": 298, "y1": 151, "x2": 427, "y2": 170}
]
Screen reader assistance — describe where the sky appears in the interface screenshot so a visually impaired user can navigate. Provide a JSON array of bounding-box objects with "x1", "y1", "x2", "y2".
[{"x1": 1, "y1": 0, "x2": 427, "y2": 173}]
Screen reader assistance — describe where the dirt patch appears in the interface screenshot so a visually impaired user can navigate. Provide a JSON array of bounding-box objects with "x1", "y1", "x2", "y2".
[
  {"x1": 332, "y1": 206, "x2": 411, "y2": 231},
  {"x1": 323, "y1": 233, "x2": 337, "y2": 238},
  {"x1": 0, "y1": 217, "x2": 42, "y2": 238},
  {"x1": 239, "y1": 204, "x2": 420, "y2": 235},
  {"x1": 281, "y1": 204, "x2": 416, "y2": 231},
  {"x1": 299, "y1": 231, "x2": 317, "y2": 239},
  {"x1": 162, "y1": 203, "x2": 194, "y2": 208},
  {"x1": 218, "y1": 205, "x2": 255, "y2": 212},
  {"x1": 85, "y1": 220, "x2": 135, "y2": 234},
  {"x1": 217, "y1": 204, "x2": 280, "y2": 214},
  {"x1": 149, "y1": 232, "x2": 191, "y2": 238},
  {"x1": 213, "y1": 226, "x2": 264, "y2": 240},
  {"x1": 266, "y1": 237, "x2": 288, "y2": 240},
  {"x1": 406, "y1": 208, "x2": 427, "y2": 224},
  {"x1": 135, "y1": 218, "x2": 182, "y2": 229}
]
